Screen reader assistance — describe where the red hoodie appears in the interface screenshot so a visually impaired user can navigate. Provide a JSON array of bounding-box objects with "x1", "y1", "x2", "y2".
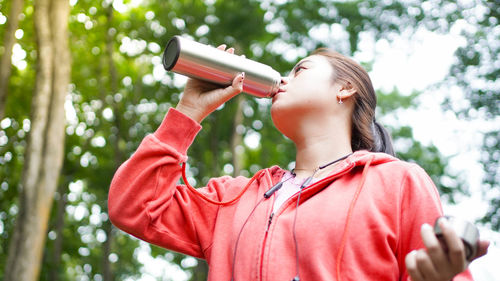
[{"x1": 108, "y1": 108, "x2": 473, "y2": 281}]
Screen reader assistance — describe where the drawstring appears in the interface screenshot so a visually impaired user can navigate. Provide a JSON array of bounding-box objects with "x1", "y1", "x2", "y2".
[
  {"x1": 183, "y1": 154, "x2": 375, "y2": 280},
  {"x1": 336, "y1": 156, "x2": 374, "y2": 281},
  {"x1": 181, "y1": 162, "x2": 266, "y2": 206}
]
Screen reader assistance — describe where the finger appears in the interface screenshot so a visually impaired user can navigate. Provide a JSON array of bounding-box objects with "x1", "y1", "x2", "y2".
[
  {"x1": 439, "y1": 218, "x2": 466, "y2": 271},
  {"x1": 415, "y1": 249, "x2": 440, "y2": 280},
  {"x1": 405, "y1": 250, "x2": 425, "y2": 281},
  {"x1": 217, "y1": 44, "x2": 227, "y2": 50},
  {"x1": 420, "y1": 223, "x2": 449, "y2": 272},
  {"x1": 473, "y1": 240, "x2": 490, "y2": 259},
  {"x1": 185, "y1": 77, "x2": 219, "y2": 93},
  {"x1": 230, "y1": 72, "x2": 245, "y2": 93},
  {"x1": 212, "y1": 72, "x2": 244, "y2": 103}
]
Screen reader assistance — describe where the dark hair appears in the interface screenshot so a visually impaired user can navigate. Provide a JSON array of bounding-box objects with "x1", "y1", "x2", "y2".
[{"x1": 313, "y1": 48, "x2": 395, "y2": 156}]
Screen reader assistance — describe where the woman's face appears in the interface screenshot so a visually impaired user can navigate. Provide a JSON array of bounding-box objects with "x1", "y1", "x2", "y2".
[{"x1": 271, "y1": 55, "x2": 343, "y2": 121}]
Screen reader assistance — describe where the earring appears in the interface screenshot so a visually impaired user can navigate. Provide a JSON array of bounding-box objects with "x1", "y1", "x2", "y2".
[{"x1": 338, "y1": 90, "x2": 348, "y2": 104}]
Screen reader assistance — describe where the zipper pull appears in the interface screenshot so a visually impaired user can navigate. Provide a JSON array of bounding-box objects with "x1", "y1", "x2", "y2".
[{"x1": 267, "y1": 213, "x2": 274, "y2": 232}]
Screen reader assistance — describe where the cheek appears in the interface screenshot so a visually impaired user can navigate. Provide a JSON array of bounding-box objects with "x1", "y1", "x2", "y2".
[
  {"x1": 294, "y1": 70, "x2": 333, "y2": 93},
  {"x1": 274, "y1": 70, "x2": 337, "y2": 111},
  {"x1": 290, "y1": 79, "x2": 335, "y2": 105}
]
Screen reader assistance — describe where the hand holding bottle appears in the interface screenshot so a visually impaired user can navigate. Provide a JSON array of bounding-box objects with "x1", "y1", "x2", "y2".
[{"x1": 175, "y1": 45, "x2": 245, "y2": 123}]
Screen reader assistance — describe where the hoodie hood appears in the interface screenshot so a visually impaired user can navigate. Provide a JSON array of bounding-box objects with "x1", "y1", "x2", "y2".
[
  {"x1": 266, "y1": 150, "x2": 398, "y2": 186},
  {"x1": 347, "y1": 150, "x2": 398, "y2": 165}
]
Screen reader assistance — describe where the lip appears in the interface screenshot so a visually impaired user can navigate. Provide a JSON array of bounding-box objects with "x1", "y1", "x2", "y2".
[
  {"x1": 271, "y1": 83, "x2": 287, "y2": 101},
  {"x1": 276, "y1": 87, "x2": 287, "y2": 95},
  {"x1": 271, "y1": 88, "x2": 286, "y2": 101},
  {"x1": 271, "y1": 92, "x2": 280, "y2": 102}
]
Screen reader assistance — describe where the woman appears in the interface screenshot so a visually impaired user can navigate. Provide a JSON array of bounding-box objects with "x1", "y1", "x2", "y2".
[{"x1": 108, "y1": 45, "x2": 488, "y2": 281}]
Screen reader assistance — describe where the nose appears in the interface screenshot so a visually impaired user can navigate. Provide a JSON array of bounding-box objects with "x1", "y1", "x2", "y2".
[{"x1": 280, "y1": 76, "x2": 290, "y2": 85}]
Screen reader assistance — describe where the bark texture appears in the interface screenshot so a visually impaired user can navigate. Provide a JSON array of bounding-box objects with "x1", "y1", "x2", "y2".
[
  {"x1": 230, "y1": 95, "x2": 245, "y2": 176},
  {"x1": 3, "y1": 0, "x2": 70, "y2": 280},
  {"x1": 101, "y1": 6, "x2": 120, "y2": 281}
]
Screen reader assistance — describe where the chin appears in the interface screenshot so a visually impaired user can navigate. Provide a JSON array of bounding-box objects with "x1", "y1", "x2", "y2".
[
  {"x1": 270, "y1": 102, "x2": 302, "y2": 137},
  {"x1": 270, "y1": 100, "x2": 288, "y2": 122}
]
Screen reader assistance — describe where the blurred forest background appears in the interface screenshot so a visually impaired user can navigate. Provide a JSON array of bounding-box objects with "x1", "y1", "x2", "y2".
[{"x1": 0, "y1": 0, "x2": 498, "y2": 280}]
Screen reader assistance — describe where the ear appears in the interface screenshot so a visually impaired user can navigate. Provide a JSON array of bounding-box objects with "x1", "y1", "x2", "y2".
[{"x1": 336, "y1": 83, "x2": 356, "y2": 101}]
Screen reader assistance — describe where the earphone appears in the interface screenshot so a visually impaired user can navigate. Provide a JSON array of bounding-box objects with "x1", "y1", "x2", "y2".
[
  {"x1": 232, "y1": 153, "x2": 352, "y2": 281},
  {"x1": 181, "y1": 153, "x2": 353, "y2": 281}
]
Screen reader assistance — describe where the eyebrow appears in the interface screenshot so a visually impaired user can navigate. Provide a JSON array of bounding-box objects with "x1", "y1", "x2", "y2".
[{"x1": 292, "y1": 59, "x2": 312, "y2": 72}]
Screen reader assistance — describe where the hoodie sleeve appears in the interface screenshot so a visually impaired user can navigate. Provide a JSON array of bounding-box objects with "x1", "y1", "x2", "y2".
[
  {"x1": 398, "y1": 164, "x2": 473, "y2": 281},
  {"x1": 108, "y1": 108, "x2": 246, "y2": 259}
]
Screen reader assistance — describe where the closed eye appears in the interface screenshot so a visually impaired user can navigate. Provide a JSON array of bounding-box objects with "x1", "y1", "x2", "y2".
[
  {"x1": 292, "y1": 59, "x2": 311, "y2": 76},
  {"x1": 294, "y1": 66, "x2": 307, "y2": 75}
]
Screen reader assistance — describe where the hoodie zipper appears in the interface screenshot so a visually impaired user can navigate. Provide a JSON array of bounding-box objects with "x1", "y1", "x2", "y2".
[
  {"x1": 258, "y1": 162, "x2": 356, "y2": 281},
  {"x1": 259, "y1": 170, "x2": 276, "y2": 281},
  {"x1": 267, "y1": 213, "x2": 274, "y2": 232},
  {"x1": 261, "y1": 210, "x2": 276, "y2": 279}
]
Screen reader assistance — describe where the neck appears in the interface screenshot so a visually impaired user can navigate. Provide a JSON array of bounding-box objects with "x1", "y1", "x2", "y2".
[{"x1": 290, "y1": 116, "x2": 353, "y2": 179}]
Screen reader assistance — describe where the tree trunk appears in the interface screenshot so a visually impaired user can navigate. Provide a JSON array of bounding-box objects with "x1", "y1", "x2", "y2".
[
  {"x1": 100, "y1": 5, "x2": 120, "y2": 281},
  {"x1": 230, "y1": 95, "x2": 245, "y2": 176},
  {"x1": 3, "y1": 0, "x2": 70, "y2": 280},
  {"x1": 4, "y1": 0, "x2": 54, "y2": 277},
  {"x1": 102, "y1": 220, "x2": 114, "y2": 281},
  {"x1": 0, "y1": 0, "x2": 25, "y2": 120},
  {"x1": 209, "y1": 113, "x2": 220, "y2": 175}
]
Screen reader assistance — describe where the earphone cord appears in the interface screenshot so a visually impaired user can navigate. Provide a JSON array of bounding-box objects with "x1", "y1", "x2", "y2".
[
  {"x1": 181, "y1": 162, "x2": 265, "y2": 206},
  {"x1": 292, "y1": 188, "x2": 303, "y2": 281},
  {"x1": 291, "y1": 169, "x2": 318, "y2": 281},
  {"x1": 182, "y1": 152, "x2": 352, "y2": 280},
  {"x1": 290, "y1": 153, "x2": 352, "y2": 281}
]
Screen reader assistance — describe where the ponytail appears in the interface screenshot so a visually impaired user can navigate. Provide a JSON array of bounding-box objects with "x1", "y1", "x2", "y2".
[
  {"x1": 372, "y1": 120, "x2": 395, "y2": 156},
  {"x1": 313, "y1": 48, "x2": 395, "y2": 157}
]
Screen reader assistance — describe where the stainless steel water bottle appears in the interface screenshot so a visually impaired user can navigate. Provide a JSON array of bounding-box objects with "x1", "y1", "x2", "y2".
[{"x1": 162, "y1": 35, "x2": 281, "y2": 98}]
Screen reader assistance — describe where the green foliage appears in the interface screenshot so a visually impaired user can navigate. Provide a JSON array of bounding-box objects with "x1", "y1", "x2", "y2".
[
  {"x1": 392, "y1": 126, "x2": 463, "y2": 203},
  {"x1": 1, "y1": 0, "x2": 496, "y2": 280},
  {"x1": 377, "y1": 87, "x2": 463, "y2": 202},
  {"x1": 376, "y1": 88, "x2": 419, "y2": 115},
  {"x1": 442, "y1": 0, "x2": 499, "y2": 230}
]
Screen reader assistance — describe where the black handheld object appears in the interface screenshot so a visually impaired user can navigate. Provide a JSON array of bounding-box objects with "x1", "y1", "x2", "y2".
[{"x1": 434, "y1": 216, "x2": 480, "y2": 261}]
